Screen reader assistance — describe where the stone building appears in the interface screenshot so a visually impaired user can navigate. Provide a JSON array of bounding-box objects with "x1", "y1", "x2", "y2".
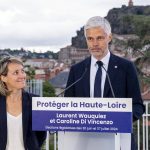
[
  {"x1": 58, "y1": 46, "x2": 89, "y2": 65},
  {"x1": 128, "y1": 0, "x2": 133, "y2": 7}
]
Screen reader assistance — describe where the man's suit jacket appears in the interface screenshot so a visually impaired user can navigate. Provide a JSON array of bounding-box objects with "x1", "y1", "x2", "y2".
[
  {"x1": 64, "y1": 53, "x2": 145, "y2": 150},
  {"x1": 0, "y1": 91, "x2": 46, "y2": 150}
]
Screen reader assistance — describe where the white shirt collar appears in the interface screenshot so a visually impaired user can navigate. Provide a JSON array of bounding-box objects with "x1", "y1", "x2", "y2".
[{"x1": 91, "y1": 51, "x2": 110, "y2": 68}]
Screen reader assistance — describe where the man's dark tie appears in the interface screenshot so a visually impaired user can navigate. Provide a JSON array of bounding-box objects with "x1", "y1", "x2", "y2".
[{"x1": 94, "y1": 61, "x2": 103, "y2": 97}]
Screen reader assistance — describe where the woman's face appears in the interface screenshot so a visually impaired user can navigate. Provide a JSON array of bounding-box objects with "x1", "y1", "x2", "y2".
[{"x1": 2, "y1": 63, "x2": 26, "y2": 91}]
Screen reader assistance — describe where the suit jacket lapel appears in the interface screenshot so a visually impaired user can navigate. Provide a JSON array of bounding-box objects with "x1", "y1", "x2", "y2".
[
  {"x1": 104, "y1": 54, "x2": 118, "y2": 97},
  {"x1": 0, "y1": 96, "x2": 7, "y2": 147},
  {"x1": 83, "y1": 57, "x2": 91, "y2": 97}
]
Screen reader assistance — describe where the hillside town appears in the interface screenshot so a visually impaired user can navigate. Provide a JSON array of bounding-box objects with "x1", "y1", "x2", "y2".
[
  {"x1": 0, "y1": 0, "x2": 149, "y2": 100},
  {"x1": 0, "y1": 0, "x2": 150, "y2": 100}
]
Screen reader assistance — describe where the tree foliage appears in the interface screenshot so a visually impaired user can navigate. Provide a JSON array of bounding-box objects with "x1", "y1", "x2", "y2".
[
  {"x1": 25, "y1": 66, "x2": 35, "y2": 79},
  {"x1": 43, "y1": 81, "x2": 56, "y2": 97},
  {"x1": 122, "y1": 15, "x2": 150, "y2": 38}
]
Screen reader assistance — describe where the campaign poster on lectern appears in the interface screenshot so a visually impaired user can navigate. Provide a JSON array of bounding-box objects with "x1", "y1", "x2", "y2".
[{"x1": 32, "y1": 97, "x2": 132, "y2": 133}]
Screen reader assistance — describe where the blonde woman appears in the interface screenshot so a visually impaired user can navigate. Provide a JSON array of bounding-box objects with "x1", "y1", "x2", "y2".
[{"x1": 0, "y1": 56, "x2": 46, "y2": 150}]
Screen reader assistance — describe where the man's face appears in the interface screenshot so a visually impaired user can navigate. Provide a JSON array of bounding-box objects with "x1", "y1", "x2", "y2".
[{"x1": 86, "y1": 26, "x2": 112, "y2": 60}]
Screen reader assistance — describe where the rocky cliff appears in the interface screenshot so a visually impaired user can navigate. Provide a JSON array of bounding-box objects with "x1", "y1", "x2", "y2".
[
  {"x1": 71, "y1": 5, "x2": 150, "y2": 48},
  {"x1": 71, "y1": 27, "x2": 87, "y2": 48},
  {"x1": 106, "y1": 5, "x2": 150, "y2": 34}
]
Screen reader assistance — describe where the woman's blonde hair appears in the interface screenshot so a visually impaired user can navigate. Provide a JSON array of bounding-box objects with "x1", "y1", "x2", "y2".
[{"x1": 0, "y1": 56, "x2": 24, "y2": 96}]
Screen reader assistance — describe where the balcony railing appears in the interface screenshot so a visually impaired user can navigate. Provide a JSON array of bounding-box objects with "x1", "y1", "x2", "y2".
[
  {"x1": 26, "y1": 79, "x2": 43, "y2": 96},
  {"x1": 136, "y1": 101, "x2": 150, "y2": 150}
]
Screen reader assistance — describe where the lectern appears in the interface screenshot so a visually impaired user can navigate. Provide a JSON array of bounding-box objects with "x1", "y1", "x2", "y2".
[{"x1": 58, "y1": 132, "x2": 131, "y2": 150}]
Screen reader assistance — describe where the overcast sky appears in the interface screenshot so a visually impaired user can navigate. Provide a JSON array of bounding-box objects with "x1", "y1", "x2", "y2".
[{"x1": 0, "y1": 0, "x2": 149, "y2": 52}]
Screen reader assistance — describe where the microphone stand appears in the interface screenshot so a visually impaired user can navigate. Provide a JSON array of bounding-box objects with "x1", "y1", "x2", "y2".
[
  {"x1": 101, "y1": 64, "x2": 120, "y2": 149},
  {"x1": 57, "y1": 67, "x2": 88, "y2": 97},
  {"x1": 101, "y1": 65, "x2": 115, "y2": 98},
  {"x1": 49, "y1": 67, "x2": 88, "y2": 135}
]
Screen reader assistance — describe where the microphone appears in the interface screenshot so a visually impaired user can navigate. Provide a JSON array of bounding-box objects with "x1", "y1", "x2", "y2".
[
  {"x1": 57, "y1": 66, "x2": 88, "y2": 97},
  {"x1": 101, "y1": 62, "x2": 115, "y2": 98},
  {"x1": 101, "y1": 62, "x2": 117, "y2": 136}
]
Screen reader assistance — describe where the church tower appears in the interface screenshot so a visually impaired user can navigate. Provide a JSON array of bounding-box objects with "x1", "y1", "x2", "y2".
[{"x1": 128, "y1": 0, "x2": 133, "y2": 7}]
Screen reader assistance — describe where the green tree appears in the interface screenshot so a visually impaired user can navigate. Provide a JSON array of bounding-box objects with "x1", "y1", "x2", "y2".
[
  {"x1": 43, "y1": 81, "x2": 56, "y2": 97},
  {"x1": 25, "y1": 66, "x2": 35, "y2": 79},
  {"x1": 133, "y1": 15, "x2": 150, "y2": 38}
]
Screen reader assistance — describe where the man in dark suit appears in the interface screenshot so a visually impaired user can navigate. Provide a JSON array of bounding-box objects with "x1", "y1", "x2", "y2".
[{"x1": 64, "y1": 16, "x2": 145, "y2": 150}]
